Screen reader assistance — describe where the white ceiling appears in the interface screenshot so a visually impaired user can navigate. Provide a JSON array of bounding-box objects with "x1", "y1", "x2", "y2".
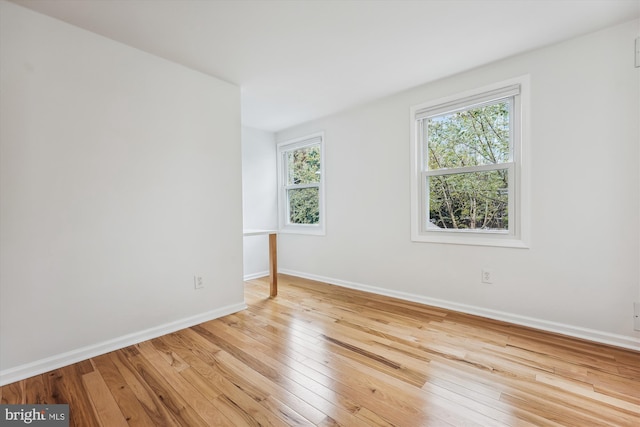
[{"x1": 10, "y1": 0, "x2": 640, "y2": 132}]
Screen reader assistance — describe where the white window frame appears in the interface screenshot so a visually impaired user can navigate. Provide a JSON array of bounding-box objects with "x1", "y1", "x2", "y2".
[
  {"x1": 410, "y1": 76, "x2": 530, "y2": 248},
  {"x1": 277, "y1": 132, "x2": 325, "y2": 235}
]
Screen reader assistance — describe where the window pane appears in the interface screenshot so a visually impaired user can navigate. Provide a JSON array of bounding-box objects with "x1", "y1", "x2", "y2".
[
  {"x1": 426, "y1": 101, "x2": 510, "y2": 170},
  {"x1": 288, "y1": 187, "x2": 319, "y2": 224},
  {"x1": 287, "y1": 145, "x2": 321, "y2": 185},
  {"x1": 428, "y1": 169, "x2": 508, "y2": 231}
]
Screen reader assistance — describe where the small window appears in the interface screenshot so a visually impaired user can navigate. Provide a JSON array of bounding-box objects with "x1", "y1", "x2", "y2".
[
  {"x1": 410, "y1": 77, "x2": 529, "y2": 247},
  {"x1": 277, "y1": 133, "x2": 325, "y2": 235}
]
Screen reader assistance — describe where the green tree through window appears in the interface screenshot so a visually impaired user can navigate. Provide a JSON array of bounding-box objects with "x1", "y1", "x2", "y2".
[
  {"x1": 286, "y1": 145, "x2": 321, "y2": 224},
  {"x1": 426, "y1": 102, "x2": 510, "y2": 230}
]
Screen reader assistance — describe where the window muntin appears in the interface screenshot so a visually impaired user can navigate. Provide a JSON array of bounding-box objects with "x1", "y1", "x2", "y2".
[
  {"x1": 277, "y1": 134, "x2": 325, "y2": 234},
  {"x1": 411, "y1": 77, "x2": 529, "y2": 247}
]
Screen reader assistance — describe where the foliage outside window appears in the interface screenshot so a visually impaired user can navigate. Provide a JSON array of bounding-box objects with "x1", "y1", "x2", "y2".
[
  {"x1": 426, "y1": 100, "x2": 511, "y2": 231},
  {"x1": 277, "y1": 134, "x2": 325, "y2": 235},
  {"x1": 410, "y1": 78, "x2": 529, "y2": 247}
]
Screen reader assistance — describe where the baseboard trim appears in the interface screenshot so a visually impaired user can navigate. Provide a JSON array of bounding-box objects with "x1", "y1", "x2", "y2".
[
  {"x1": 0, "y1": 302, "x2": 247, "y2": 386},
  {"x1": 243, "y1": 271, "x2": 269, "y2": 281},
  {"x1": 280, "y1": 269, "x2": 640, "y2": 352}
]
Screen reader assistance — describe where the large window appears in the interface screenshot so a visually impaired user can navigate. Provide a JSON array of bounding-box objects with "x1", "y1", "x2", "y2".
[
  {"x1": 410, "y1": 77, "x2": 529, "y2": 247},
  {"x1": 277, "y1": 133, "x2": 325, "y2": 235}
]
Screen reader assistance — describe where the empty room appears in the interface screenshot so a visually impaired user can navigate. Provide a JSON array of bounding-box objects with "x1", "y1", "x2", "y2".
[{"x1": 1, "y1": 0, "x2": 639, "y2": 426}]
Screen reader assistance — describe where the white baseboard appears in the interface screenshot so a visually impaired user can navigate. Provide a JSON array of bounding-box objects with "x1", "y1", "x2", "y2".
[
  {"x1": 280, "y1": 269, "x2": 640, "y2": 352},
  {"x1": 243, "y1": 271, "x2": 269, "y2": 281},
  {"x1": 0, "y1": 302, "x2": 247, "y2": 386}
]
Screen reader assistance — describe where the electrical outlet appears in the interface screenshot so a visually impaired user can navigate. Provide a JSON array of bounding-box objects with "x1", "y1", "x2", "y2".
[
  {"x1": 194, "y1": 276, "x2": 204, "y2": 290},
  {"x1": 634, "y1": 302, "x2": 640, "y2": 331},
  {"x1": 481, "y1": 268, "x2": 493, "y2": 284}
]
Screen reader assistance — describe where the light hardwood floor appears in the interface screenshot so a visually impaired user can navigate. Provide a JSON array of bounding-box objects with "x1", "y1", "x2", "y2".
[{"x1": 2, "y1": 275, "x2": 639, "y2": 426}]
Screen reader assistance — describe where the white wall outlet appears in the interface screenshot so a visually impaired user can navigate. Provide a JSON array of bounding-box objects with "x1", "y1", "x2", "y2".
[
  {"x1": 634, "y1": 302, "x2": 640, "y2": 331},
  {"x1": 635, "y1": 37, "x2": 640, "y2": 68},
  {"x1": 481, "y1": 268, "x2": 493, "y2": 284},
  {"x1": 194, "y1": 275, "x2": 204, "y2": 290}
]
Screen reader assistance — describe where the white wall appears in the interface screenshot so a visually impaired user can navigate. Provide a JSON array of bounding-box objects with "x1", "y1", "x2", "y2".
[
  {"x1": 277, "y1": 19, "x2": 640, "y2": 349},
  {"x1": 241, "y1": 127, "x2": 277, "y2": 279},
  {"x1": 0, "y1": 1, "x2": 244, "y2": 384}
]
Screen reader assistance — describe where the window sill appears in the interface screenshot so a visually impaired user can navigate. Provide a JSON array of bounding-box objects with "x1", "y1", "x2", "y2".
[
  {"x1": 279, "y1": 225, "x2": 325, "y2": 236},
  {"x1": 411, "y1": 231, "x2": 529, "y2": 248}
]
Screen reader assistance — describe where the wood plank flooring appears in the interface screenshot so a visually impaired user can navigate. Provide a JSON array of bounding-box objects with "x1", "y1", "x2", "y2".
[{"x1": 2, "y1": 274, "x2": 639, "y2": 426}]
